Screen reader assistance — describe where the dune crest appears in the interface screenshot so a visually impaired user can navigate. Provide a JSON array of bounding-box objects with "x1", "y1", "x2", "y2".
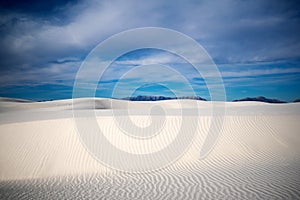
[{"x1": 0, "y1": 98, "x2": 300, "y2": 199}]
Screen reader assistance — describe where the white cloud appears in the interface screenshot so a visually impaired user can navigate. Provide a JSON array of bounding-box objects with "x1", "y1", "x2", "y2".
[{"x1": 1, "y1": 0, "x2": 299, "y2": 89}]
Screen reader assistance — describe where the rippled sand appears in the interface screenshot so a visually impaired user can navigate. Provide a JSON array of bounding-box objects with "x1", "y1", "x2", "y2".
[{"x1": 0, "y1": 98, "x2": 300, "y2": 199}]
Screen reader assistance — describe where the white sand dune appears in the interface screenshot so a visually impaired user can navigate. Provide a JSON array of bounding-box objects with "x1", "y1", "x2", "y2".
[{"x1": 0, "y1": 98, "x2": 300, "y2": 199}]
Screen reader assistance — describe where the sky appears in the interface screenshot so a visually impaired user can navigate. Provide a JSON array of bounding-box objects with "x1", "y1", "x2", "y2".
[{"x1": 0, "y1": 0, "x2": 299, "y2": 101}]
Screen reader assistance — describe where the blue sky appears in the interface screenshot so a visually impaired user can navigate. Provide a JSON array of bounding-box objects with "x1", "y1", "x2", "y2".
[{"x1": 0, "y1": 0, "x2": 299, "y2": 101}]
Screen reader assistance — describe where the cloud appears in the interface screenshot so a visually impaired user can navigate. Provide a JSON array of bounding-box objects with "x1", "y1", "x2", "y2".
[
  {"x1": 0, "y1": 0, "x2": 299, "y2": 100},
  {"x1": 114, "y1": 53, "x2": 182, "y2": 66},
  {"x1": 1, "y1": 0, "x2": 300, "y2": 71}
]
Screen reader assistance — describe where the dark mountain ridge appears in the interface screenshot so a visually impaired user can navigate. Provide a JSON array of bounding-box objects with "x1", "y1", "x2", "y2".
[
  {"x1": 121, "y1": 96, "x2": 206, "y2": 101},
  {"x1": 233, "y1": 96, "x2": 287, "y2": 103}
]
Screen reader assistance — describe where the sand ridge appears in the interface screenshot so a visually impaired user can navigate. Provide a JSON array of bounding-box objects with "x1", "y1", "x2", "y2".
[{"x1": 0, "y1": 98, "x2": 300, "y2": 199}]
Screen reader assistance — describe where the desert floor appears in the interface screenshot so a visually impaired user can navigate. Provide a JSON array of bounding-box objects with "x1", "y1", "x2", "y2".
[{"x1": 0, "y1": 98, "x2": 300, "y2": 199}]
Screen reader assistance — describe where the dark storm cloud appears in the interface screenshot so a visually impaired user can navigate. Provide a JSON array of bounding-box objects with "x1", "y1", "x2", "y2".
[
  {"x1": 0, "y1": 0, "x2": 77, "y2": 16},
  {"x1": 0, "y1": 0, "x2": 82, "y2": 75}
]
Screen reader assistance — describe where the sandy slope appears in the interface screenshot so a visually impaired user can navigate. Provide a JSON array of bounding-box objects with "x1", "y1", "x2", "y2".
[{"x1": 0, "y1": 98, "x2": 300, "y2": 199}]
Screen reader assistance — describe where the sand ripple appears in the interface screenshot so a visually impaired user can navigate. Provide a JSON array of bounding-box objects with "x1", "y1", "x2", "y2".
[{"x1": 0, "y1": 99, "x2": 300, "y2": 199}]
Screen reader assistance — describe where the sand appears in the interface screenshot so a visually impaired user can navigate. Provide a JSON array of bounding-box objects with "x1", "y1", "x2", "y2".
[{"x1": 0, "y1": 98, "x2": 300, "y2": 199}]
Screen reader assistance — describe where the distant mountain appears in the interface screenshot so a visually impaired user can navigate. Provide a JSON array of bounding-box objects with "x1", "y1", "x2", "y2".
[
  {"x1": 293, "y1": 99, "x2": 300, "y2": 103},
  {"x1": 121, "y1": 96, "x2": 206, "y2": 101},
  {"x1": 233, "y1": 96, "x2": 286, "y2": 103}
]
